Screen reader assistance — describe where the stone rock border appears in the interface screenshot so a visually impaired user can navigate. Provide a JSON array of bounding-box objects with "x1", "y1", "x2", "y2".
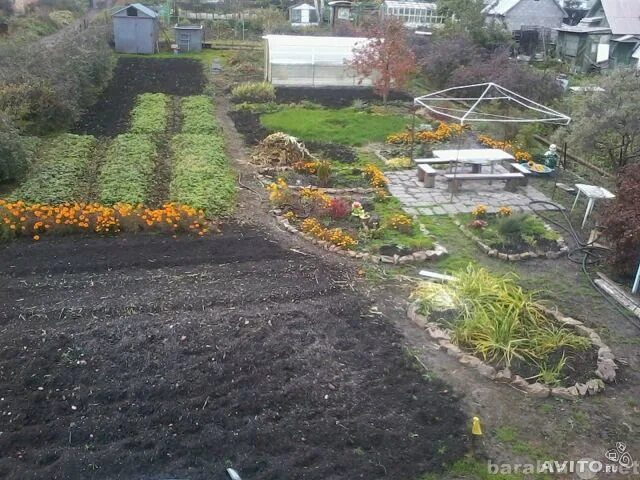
[
  {"x1": 408, "y1": 301, "x2": 617, "y2": 399},
  {"x1": 452, "y1": 216, "x2": 568, "y2": 261},
  {"x1": 273, "y1": 210, "x2": 448, "y2": 264}
]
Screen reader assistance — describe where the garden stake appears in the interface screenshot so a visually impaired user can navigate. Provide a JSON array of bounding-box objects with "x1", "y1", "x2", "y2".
[{"x1": 471, "y1": 416, "x2": 482, "y2": 457}]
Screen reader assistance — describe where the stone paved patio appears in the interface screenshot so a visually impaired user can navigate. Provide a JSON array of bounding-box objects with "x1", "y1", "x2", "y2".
[{"x1": 387, "y1": 164, "x2": 554, "y2": 216}]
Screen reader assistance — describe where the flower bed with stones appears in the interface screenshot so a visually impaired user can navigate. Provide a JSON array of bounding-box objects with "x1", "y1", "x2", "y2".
[
  {"x1": 408, "y1": 301, "x2": 617, "y2": 399},
  {"x1": 274, "y1": 210, "x2": 447, "y2": 264},
  {"x1": 452, "y1": 215, "x2": 568, "y2": 262}
]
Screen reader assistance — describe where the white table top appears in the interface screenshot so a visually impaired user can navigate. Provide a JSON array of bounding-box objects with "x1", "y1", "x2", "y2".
[
  {"x1": 575, "y1": 184, "x2": 616, "y2": 200},
  {"x1": 432, "y1": 149, "x2": 515, "y2": 163}
]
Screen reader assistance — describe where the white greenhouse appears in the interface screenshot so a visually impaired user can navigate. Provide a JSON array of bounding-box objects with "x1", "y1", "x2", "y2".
[
  {"x1": 263, "y1": 35, "x2": 374, "y2": 87},
  {"x1": 380, "y1": 1, "x2": 445, "y2": 29}
]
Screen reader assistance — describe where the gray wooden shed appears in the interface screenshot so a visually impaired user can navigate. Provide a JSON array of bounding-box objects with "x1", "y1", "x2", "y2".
[
  {"x1": 174, "y1": 24, "x2": 204, "y2": 52},
  {"x1": 112, "y1": 3, "x2": 159, "y2": 54}
]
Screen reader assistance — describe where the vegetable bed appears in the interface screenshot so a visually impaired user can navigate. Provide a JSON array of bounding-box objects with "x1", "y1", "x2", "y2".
[
  {"x1": 170, "y1": 134, "x2": 235, "y2": 215},
  {"x1": 129, "y1": 93, "x2": 169, "y2": 134},
  {"x1": 10, "y1": 134, "x2": 95, "y2": 204},
  {"x1": 181, "y1": 95, "x2": 217, "y2": 134},
  {"x1": 98, "y1": 134, "x2": 157, "y2": 205}
]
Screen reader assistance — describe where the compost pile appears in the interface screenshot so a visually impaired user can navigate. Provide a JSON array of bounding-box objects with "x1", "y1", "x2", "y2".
[{"x1": 251, "y1": 132, "x2": 315, "y2": 166}]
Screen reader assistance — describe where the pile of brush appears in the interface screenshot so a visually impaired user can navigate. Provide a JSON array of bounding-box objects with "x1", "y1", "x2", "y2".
[{"x1": 251, "y1": 132, "x2": 315, "y2": 166}]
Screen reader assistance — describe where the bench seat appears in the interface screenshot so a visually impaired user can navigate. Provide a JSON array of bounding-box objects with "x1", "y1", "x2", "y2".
[
  {"x1": 443, "y1": 172, "x2": 524, "y2": 193},
  {"x1": 417, "y1": 164, "x2": 437, "y2": 188}
]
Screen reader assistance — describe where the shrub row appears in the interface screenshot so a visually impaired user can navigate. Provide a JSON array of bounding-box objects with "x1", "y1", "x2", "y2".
[
  {"x1": 10, "y1": 134, "x2": 95, "y2": 204},
  {"x1": 231, "y1": 82, "x2": 276, "y2": 104},
  {"x1": 130, "y1": 93, "x2": 169, "y2": 134},
  {"x1": 97, "y1": 134, "x2": 157, "y2": 205},
  {"x1": 181, "y1": 95, "x2": 217, "y2": 134},
  {"x1": 170, "y1": 134, "x2": 235, "y2": 215}
]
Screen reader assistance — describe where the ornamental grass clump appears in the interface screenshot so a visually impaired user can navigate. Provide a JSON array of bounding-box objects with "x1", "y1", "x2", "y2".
[
  {"x1": 412, "y1": 266, "x2": 589, "y2": 369},
  {"x1": 231, "y1": 82, "x2": 276, "y2": 103}
]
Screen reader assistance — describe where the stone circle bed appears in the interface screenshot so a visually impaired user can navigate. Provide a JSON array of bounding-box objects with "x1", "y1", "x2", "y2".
[{"x1": 408, "y1": 267, "x2": 618, "y2": 399}]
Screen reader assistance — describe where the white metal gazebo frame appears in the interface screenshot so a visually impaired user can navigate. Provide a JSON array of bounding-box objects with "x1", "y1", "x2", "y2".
[
  {"x1": 413, "y1": 82, "x2": 571, "y2": 126},
  {"x1": 410, "y1": 82, "x2": 571, "y2": 199}
]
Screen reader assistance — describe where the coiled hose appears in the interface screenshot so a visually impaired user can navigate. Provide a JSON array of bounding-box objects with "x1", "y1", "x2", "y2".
[{"x1": 529, "y1": 200, "x2": 640, "y2": 331}]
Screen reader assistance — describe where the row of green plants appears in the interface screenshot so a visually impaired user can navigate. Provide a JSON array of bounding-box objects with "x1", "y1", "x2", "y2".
[
  {"x1": 169, "y1": 134, "x2": 235, "y2": 215},
  {"x1": 10, "y1": 134, "x2": 95, "y2": 204},
  {"x1": 97, "y1": 134, "x2": 157, "y2": 205},
  {"x1": 181, "y1": 95, "x2": 217, "y2": 134},
  {"x1": 129, "y1": 93, "x2": 169, "y2": 134},
  {"x1": 412, "y1": 266, "x2": 590, "y2": 385},
  {"x1": 230, "y1": 82, "x2": 276, "y2": 104}
]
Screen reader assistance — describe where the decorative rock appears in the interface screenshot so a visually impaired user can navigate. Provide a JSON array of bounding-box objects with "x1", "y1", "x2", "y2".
[
  {"x1": 380, "y1": 255, "x2": 394, "y2": 264},
  {"x1": 597, "y1": 347, "x2": 615, "y2": 361},
  {"x1": 458, "y1": 354, "x2": 482, "y2": 367},
  {"x1": 507, "y1": 254, "x2": 518, "y2": 261},
  {"x1": 413, "y1": 252, "x2": 428, "y2": 262},
  {"x1": 559, "y1": 316, "x2": 584, "y2": 327},
  {"x1": 511, "y1": 375, "x2": 529, "y2": 390},
  {"x1": 576, "y1": 383, "x2": 589, "y2": 396},
  {"x1": 476, "y1": 363, "x2": 496, "y2": 380},
  {"x1": 586, "y1": 378, "x2": 605, "y2": 395},
  {"x1": 488, "y1": 249, "x2": 498, "y2": 257},
  {"x1": 498, "y1": 253, "x2": 509, "y2": 260},
  {"x1": 426, "y1": 325, "x2": 450, "y2": 340},
  {"x1": 526, "y1": 382, "x2": 550, "y2": 398},
  {"x1": 434, "y1": 244, "x2": 448, "y2": 256},
  {"x1": 596, "y1": 359, "x2": 617, "y2": 382},
  {"x1": 551, "y1": 386, "x2": 579, "y2": 400},
  {"x1": 589, "y1": 332, "x2": 606, "y2": 348},
  {"x1": 495, "y1": 368, "x2": 512, "y2": 383}
]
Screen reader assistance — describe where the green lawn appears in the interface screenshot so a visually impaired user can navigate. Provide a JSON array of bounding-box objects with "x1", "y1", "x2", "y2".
[{"x1": 260, "y1": 107, "x2": 410, "y2": 146}]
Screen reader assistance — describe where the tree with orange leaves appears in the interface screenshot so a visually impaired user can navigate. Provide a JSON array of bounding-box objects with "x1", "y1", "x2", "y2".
[{"x1": 348, "y1": 18, "x2": 416, "y2": 104}]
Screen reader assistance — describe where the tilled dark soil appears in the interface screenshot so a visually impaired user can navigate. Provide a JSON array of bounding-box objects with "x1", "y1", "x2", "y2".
[
  {"x1": 275, "y1": 87, "x2": 412, "y2": 108},
  {"x1": 0, "y1": 226, "x2": 467, "y2": 480},
  {"x1": 73, "y1": 57, "x2": 206, "y2": 137}
]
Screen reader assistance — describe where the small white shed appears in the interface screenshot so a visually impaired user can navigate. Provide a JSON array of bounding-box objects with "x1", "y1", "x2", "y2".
[
  {"x1": 263, "y1": 34, "x2": 373, "y2": 87},
  {"x1": 112, "y1": 3, "x2": 159, "y2": 54},
  {"x1": 174, "y1": 24, "x2": 204, "y2": 52},
  {"x1": 289, "y1": 3, "x2": 320, "y2": 26}
]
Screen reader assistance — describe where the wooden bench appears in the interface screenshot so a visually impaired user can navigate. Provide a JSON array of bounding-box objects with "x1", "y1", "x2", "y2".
[
  {"x1": 508, "y1": 162, "x2": 530, "y2": 186},
  {"x1": 417, "y1": 164, "x2": 437, "y2": 188},
  {"x1": 444, "y1": 173, "x2": 525, "y2": 193}
]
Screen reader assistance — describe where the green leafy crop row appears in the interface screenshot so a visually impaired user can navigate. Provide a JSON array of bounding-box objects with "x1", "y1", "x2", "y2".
[
  {"x1": 181, "y1": 96, "x2": 217, "y2": 134},
  {"x1": 130, "y1": 93, "x2": 169, "y2": 134},
  {"x1": 169, "y1": 134, "x2": 235, "y2": 215},
  {"x1": 98, "y1": 134, "x2": 156, "y2": 205},
  {"x1": 10, "y1": 134, "x2": 95, "y2": 204}
]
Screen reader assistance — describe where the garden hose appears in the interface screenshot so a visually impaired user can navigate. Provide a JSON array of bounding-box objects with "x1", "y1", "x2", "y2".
[{"x1": 529, "y1": 200, "x2": 640, "y2": 331}]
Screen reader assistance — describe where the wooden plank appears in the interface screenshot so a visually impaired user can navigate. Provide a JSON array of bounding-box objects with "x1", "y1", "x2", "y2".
[
  {"x1": 419, "y1": 270, "x2": 457, "y2": 283},
  {"x1": 443, "y1": 173, "x2": 523, "y2": 180}
]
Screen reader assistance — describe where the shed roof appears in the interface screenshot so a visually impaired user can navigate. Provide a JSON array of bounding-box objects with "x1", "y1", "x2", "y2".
[
  {"x1": 291, "y1": 3, "x2": 317, "y2": 10},
  {"x1": 484, "y1": 0, "x2": 565, "y2": 16},
  {"x1": 597, "y1": 0, "x2": 640, "y2": 35},
  {"x1": 264, "y1": 35, "x2": 371, "y2": 65},
  {"x1": 112, "y1": 3, "x2": 158, "y2": 18}
]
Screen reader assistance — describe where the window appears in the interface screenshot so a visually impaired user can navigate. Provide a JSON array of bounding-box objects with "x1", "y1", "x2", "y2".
[{"x1": 126, "y1": 6, "x2": 138, "y2": 16}]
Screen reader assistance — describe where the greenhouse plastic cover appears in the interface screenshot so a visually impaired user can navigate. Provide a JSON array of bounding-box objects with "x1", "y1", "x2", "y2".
[{"x1": 264, "y1": 35, "x2": 371, "y2": 66}]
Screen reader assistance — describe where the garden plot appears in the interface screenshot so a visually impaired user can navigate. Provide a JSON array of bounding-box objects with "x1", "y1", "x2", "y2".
[
  {"x1": 0, "y1": 226, "x2": 466, "y2": 480},
  {"x1": 73, "y1": 57, "x2": 206, "y2": 137},
  {"x1": 10, "y1": 134, "x2": 95, "y2": 204}
]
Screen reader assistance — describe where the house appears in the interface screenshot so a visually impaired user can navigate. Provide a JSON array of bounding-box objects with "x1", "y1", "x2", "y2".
[
  {"x1": 380, "y1": 1, "x2": 445, "y2": 29},
  {"x1": 556, "y1": 0, "x2": 640, "y2": 72},
  {"x1": 484, "y1": 0, "x2": 566, "y2": 34},
  {"x1": 263, "y1": 34, "x2": 372, "y2": 87},
  {"x1": 289, "y1": 3, "x2": 320, "y2": 27},
  {"x1": 112, "y1": 4, "x2": 159, "y2": 55}
]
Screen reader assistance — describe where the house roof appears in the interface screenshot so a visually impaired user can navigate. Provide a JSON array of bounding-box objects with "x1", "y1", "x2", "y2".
[
  {"x1": 112, "y1": 3, "x2": 158, "y2": 18},
  {"x1": 597, "y1": 0, "x2": 640, "y2": 35},
  {"x1": 484, "y1": 0, "x2": 565, "y2": 16}
]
